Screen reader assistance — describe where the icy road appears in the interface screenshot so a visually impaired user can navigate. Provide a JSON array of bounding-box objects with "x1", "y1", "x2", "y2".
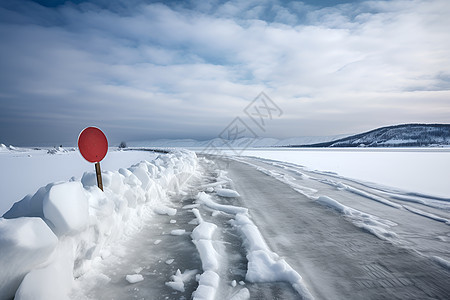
[{"x1": 71, "y1": 153, "x2": 450, "y2": 300}]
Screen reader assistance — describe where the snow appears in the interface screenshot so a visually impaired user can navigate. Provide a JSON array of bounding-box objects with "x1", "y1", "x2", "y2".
[
  {"x1": 0, "y1": 148, "x2": 159, "y2": 215},
  {"x1": 0, "y1": 149, "x2": 198, "y2": 299},
  {"x1": 231, "y1": 213, "x2": 313, "y2": 299},
  {"x1": 1, "y1": 145, "x2": 449, "y2": 299},
  {"x1": 0, "y1": 217, "x2": 58, "y2": 300},
  {"x1": 43, "y1": 182, "x2": 90, "y2": 236},
  {"x1": 191, "y1": 212, "x2": 217, "y2": 241},
  {"x1": 190, "y1": 207, "x2": 221, "y2": 299},
  {"x1": 194, "y1": 191, "x2": 313, "y2": 299},
  {"x1": 193, "y1": 271, "x2": 220, "y2": 300},
  {"x1": 403, "y1": 205, "x2": 450, "y2": 224},
  {"x1": 233, "y1": 153, "x2": 450, "y2": 277},
  {"x1": 190, "y1": 209, "x2": 220, "y2": 271},
  {"x1": 238, "y1": 148, "x2": 450, "y2": 199},
  {"x1": 315, "y1": 195, "x2": 398, "y2": 240},
  {"x1": 431, "y1": 256, "x2": 450, "y2": 271},
  {"x1": 241, "y1": 159, "x2": 400, "y2": 242}
]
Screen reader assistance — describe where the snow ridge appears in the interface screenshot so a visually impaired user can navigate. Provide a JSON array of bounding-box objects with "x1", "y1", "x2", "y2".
[
  {"x1": 190, "y1": 208, "x2": 221, "y2": 300},
  {"x1": 231, "y1": 212, "x2": 314, "y2": 300},
  {"x1": 0, "y1": 150, "x2": 198, "y2": 300},
  {"x1": 235, "y1": 159, "x2": 400, "y2": 242},
  {"x1": 194, "y1": 190, "x2": 314, "y2": 300}
]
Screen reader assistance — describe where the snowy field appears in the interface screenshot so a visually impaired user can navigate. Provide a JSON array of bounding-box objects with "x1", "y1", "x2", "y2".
[
  {"x1": 236, "y1": 147, "x2": 450, "y2": 199},
  {"x1": 0, "y1": 147, "x2": 157, "y2": 215},
  {"x1": 0, "y1": 146, "x2": 449, "y2": 299}
]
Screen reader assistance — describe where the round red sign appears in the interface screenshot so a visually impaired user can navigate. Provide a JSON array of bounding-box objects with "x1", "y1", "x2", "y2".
[{"x1": 78, "y1": 127, "x2": 108, "y2": 163}]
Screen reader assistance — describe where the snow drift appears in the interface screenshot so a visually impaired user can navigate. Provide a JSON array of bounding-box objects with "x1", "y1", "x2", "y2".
[{"x1": 0, "y1": 150, "x2": 198, "y2": 300}]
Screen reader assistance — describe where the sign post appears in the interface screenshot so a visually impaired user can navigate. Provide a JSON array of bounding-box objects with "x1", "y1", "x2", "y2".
[{"x1": 78, "y1": 127, "x2": 108, "y2": 191}]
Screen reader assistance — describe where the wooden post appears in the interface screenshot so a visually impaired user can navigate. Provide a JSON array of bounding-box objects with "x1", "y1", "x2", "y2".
[{"x1": 95, "y1": 162, "x2": 103, "y2": 191}]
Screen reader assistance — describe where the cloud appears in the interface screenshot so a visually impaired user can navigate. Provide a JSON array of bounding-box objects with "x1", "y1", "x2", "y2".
[{"x1": 1, "y1": 0, "x2": 450, "y2": 145}]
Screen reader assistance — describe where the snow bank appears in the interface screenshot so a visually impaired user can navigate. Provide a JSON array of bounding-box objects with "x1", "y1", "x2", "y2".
[
  {"x1": 43, "y1": 182, "x2": 90, "y2": 236},
  {"x1": 0, "y1": 150, "x2": 198, "y2": 299},
  {"x1": 0, "y1": 148, "x2": 159, "y2": 216},
  {"x1": 0, "y1": 218, "x2": 58, "y2": 299}
]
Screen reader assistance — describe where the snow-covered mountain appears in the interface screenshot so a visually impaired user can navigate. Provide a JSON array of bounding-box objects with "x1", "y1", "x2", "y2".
[
  {"x1": 129, "y1": 135, "x2": 349, "y2": 148},
  {"x1": 297, "y1": 124, "x2": 450, "y2": 147}
]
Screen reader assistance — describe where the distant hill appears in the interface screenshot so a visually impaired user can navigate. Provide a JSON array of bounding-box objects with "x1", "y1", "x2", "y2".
[
  {"x1": 293, "y1": 124, "x2": 450, "y2": 147},
  {"x1": 129, "y1": 135, "x2": 348, "y2": 148}
]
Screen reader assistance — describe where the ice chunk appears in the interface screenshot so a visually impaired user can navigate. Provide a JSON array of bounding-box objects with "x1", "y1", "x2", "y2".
[
  {"x1": 43, "y1": 181, "x2": 89, "y2": 236},
  {"x1": 246, "y1": 250, "x2": 300, "y2": 282},
  {"x1": 165, "y1": 279, "x2": 185, "y2": 292},
  {"x1": 191, "y1": 221, "x2": 217, "y2": 241},
  {"x1": 171, "y1": 229, "x2": 186, "y2": 235},
  {"x1": 216, "y1": 188, "x2": 240, "y2": 198},
  {"x1": 165, "y1": 269, "x2": 198, "y2": 292},
  {"x1": 196, "y1": 192, "x2": 247, "y2": 215},
  {"x1": 192, "y1": 240, "x2": 219, "y2": 271},
  {"x1": 154, "y1": 205, "x2": 177, "y2": 216},
  {"x1": 193, "y1": 271, "x2": 219, "y2": 300},
  {"x1": 125, "y1": 274, "x2": 144, "y2": 284}
]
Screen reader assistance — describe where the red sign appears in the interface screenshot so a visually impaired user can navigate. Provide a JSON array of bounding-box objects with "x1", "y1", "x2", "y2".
[{"x1": 78, "y1": 127, "x2": 108, "y2": 163}]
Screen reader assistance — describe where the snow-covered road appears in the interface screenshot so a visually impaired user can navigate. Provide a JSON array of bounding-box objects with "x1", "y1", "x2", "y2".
[
  {"x1": 72, "y1": 154, "x2": 450, "y2": 300},
  {"x1": 1, "y1": 148, "x2": 449, "y2": 299},
  {"x1": 222, "y1": 156, "x2": 450, "y2": 299}
]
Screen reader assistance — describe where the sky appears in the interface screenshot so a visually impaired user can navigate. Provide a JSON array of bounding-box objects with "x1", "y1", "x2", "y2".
[{"x1": 1, "y1": 0, "x2": 450, "y2": 146}]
